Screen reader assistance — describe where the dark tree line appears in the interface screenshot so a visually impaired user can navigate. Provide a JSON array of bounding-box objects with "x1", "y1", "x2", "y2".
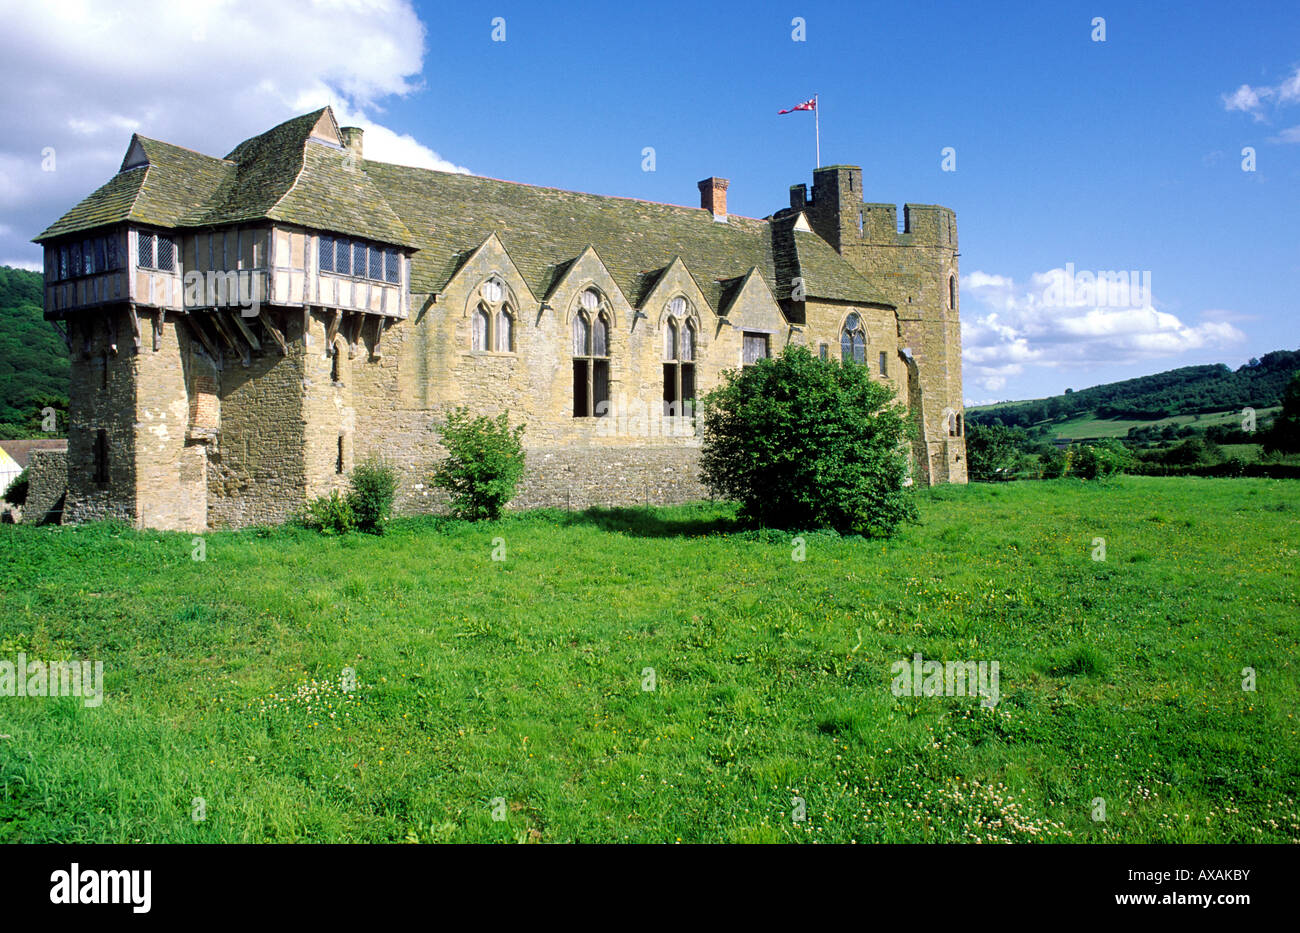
[
  {"x1": 969, "y1": 350, "x2": 1300, "y2": 429},
  {"x1": 0, "y1": 265, "x2": 69, "y2": 437}
]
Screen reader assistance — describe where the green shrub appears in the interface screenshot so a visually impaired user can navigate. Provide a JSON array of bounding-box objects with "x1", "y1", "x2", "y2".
[
  {"x1": 347, "y1": 457, "x2": 398, "y2": 534},
  {"x1": 3, "y1": 468, "x2": 28, "y2": 505},
  {"x1": 965, "y1": 422, "x2": 1030, "y2": 481},
  {"x1": 1071, "y1": 442, "x2": 1126, "y2": 480},
  {"x1": 296, "y1": 490, "x2": 355, "y2": 535},
  {"x1": 432, "y1": 409, "x2": 527, "y2": 521},
  {"x1": 1040, "y1": 448, "x2": 1067, "y2": 479},
  {"x1": 698, "y1": 345, "x2": 916, "y2": 537}
]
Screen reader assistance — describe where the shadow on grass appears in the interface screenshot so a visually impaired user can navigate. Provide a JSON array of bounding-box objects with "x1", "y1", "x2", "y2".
[{"x1": 550, "y1": 504, "x2": 743, "y2": 538}]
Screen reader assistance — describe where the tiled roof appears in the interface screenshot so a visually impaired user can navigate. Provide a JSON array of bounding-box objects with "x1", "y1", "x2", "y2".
[
  {"x1": 34, "y1": 107, "x2": 891, "y2": 310},
  {"x1": 0, "y1": 439, "x2": 67, "y2": 469},
  {"x1": 35, "y1": 109, "x2": 415, "y2": 248},
  {"x1": 34, "y1": 138, "x2": 232, "y2": 241}
]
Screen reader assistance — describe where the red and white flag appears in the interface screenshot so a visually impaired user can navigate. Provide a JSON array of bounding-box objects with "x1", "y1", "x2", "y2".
[{"x1": 778, "y1": 97, "x2": 817, "y2": 114}]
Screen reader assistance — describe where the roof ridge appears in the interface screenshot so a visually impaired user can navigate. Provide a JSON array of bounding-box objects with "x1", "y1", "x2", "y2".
[
  {"x1": 366, "y1": 159, "x2": 771, "y2": 226},
  {"x1": 137, "y1": 135, "x2": 234, "y2": 165},
  {"x1": 263, "y1": 142, "x2": 311, "y2": 225}
]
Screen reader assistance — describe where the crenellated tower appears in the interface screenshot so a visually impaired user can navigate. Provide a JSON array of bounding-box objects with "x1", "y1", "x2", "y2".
[{"x1": 790, "y1": 166, "x2": 966, "y2": 483}]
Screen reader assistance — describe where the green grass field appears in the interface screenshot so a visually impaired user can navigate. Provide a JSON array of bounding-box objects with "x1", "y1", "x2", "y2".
[{"x1": 1, "y1": 477, "x2": 1296, "y2": 843}]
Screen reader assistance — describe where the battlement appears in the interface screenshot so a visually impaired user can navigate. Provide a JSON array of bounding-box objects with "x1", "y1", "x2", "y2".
[{"x1": 791, "y1": 166, "x2": 956, "y2": 250}]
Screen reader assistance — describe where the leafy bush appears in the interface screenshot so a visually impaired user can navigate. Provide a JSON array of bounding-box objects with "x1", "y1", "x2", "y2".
[
  {"x1": 3, "y1": 468, "x2": 28, "y2": 505},
  {"x1": 965, "y1": 423, "x2": 1030, "y2": 481},
  {"x1": 1071, "y1": 442, "x2": 1127, "y2": 480},
  {"x1": 346, "y1": 457, "x2": 398, "y2": 534},
  {"x1": 698, "y1": 345, "x2": 916, "y2": 537},
  {"x1": 1264, "y1": 370, "x2": 1300, "y2": 454},
  {"x1": 432, "y1": 409, "x2": 527, "y2": 521},
  {"x1": 1039, "y1": 448, "x2": 1067, "y2": 479},
  {"x1": 296, "y1": 490, "x2": 355, "y2": 535}
]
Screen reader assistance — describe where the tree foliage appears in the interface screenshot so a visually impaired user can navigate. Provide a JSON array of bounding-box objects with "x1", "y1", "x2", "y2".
[
  {"x1": 0, "y1": 266, "x2": 70, "y2": 438},
  {"x1": 699, "y1": 345, "x2": 916, "y2": 537},
  {"x1": 432, "y1": 409, "x2": 527, "y2": 521},
  {"x1": 1265, "y1": 370, "x2": 1300, "y2": 454},
  {"x1": 346, "y1": 457, "x2": 398, "y2": 534},
  {"x1": 965, "y1": 423, "x2": 1030, "y2": 480},
  {"x1": 968, "y1": 349, "x2": 1300, "y2": 429}
]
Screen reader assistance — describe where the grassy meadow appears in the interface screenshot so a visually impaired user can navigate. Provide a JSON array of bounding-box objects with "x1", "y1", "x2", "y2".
[
  {"x1": 1048, "y1": 406, "x2": 1280, "y2": 441},
  {"x1": 0, "y1": 477, "x2": 1296, "y2": 843}
]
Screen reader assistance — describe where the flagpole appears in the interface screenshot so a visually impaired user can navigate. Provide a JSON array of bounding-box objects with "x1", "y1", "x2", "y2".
[{"x1": 814, "y1": 94, "x2": 820, "y2": 168}]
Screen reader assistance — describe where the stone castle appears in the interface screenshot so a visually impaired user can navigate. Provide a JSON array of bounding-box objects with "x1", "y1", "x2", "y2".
[{"x1": 33, "y1": 108, "x2": 965, "y2": 531}]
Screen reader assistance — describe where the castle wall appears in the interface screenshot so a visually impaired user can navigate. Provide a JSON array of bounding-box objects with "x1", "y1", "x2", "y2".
[
  {"x1": 63, "y1": 308, "x2": 138, "y2": 524},
  {"x1": 350, "y1": 240, "x2": 794, "y2": 517},
  {"x1": 133, "y1": 313, "x2": 208, "y2": 532},
  {"x1": 801, "y1": 166, "x2": 966, "y2": 484},
  {"x1": 25, "y1": 449, "x2": 69, "y2": 524},
  {"x1": 206, "y1": 311, "x2": 310, "y2": 528}
]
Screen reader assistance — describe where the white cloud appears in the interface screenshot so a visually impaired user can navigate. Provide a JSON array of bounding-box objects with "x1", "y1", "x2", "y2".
[
  {"x1": 1270, "y1": 124, "x2": 1300, "y2": 144},
  {"x1": 1, "y1": 258, "x2": 42, "y2": 272},
  {"x1": 1221, "y1": 66, "x2": 1300, "y2": 126},
  {"x1": 1223, "y1": 83, "x2": 1267, "y2": 120},
  {"x1": 960, "y1": 267, "x2": 1247, "y2": 396},
  {"x1": 0, "y1": 0, "x2": 467, "y2": 264}
]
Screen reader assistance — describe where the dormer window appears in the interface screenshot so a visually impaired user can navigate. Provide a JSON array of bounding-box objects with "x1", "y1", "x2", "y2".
[{"x1": 318, "y1": 234, "x2": 401, "y2": 284}]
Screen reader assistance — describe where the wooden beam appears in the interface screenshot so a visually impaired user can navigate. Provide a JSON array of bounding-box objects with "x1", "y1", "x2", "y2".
[
  {"x1": 211, "y1": 311, "x2": 250, "y2": 367},
  {"x1": 229, "y1": 311, "x2": 261, "y2": 352},
  {"x1": 371, "y1": 315, "x2": 385, "y2": 360},
  {"x1": 346, "y1": 312, "x2": 362, "y2": 359},
  {"x1": 258, "y1": 309, "x2": 288, "y2": 356},
  {"x1": 183, "y1": 314, "x2": 223, "y2": 369},
  {"x1": 106, "y1": 312, "x2": 118, "y2": 356},
  {"x1": 50, "y1": 319, "x2": 70, "y2": 352},
  {"x1": 325, "y1": 308, "x2": 340, "y2": 350},
  {"x1": 128, "y1": 304, "x2": 141, "y2": 351},
  {"x1": 302, "y1": 308, "x2": 312, "y2": 347},
  {"x1": 152, "y1": 311, "x2": 164, "y2": 352}
]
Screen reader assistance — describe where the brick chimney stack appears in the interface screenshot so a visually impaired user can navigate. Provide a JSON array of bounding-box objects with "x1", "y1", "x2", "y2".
[
  {"x1": 698, "y1": 177, "x2": 729, "y2": 221},
  {"x1": 341, "y1": 126, "x2": 364, "y2": 162}
]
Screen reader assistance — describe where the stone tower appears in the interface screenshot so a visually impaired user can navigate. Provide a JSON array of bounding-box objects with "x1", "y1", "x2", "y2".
[{"x1": 792, "y1": 165, "x2": 966, "y2": 483}]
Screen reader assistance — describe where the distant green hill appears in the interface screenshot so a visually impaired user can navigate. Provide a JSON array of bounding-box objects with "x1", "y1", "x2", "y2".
[
  {"x1": 0, "y1": 265, "x2": 68, "y2": 437},
  {"x1": 969, "y1": 350, "x2": 1300, "y2": 433}
]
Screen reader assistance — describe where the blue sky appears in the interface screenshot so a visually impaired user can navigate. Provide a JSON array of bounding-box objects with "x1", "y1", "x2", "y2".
[{"x1": 1, "y1": 0, "x2": 1296, "y2": 402}]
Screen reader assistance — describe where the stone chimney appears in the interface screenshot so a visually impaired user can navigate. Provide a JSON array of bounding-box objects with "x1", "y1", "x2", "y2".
[
  {"x1": 698, "y1": 177, "x2": 729, "y2": 221},
  {"x1": 340, "y1": 126, "x2": 364, "y2": 162}
]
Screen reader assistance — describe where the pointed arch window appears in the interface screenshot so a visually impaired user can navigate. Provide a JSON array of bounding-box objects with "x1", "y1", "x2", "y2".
[
  {"x1": 573, "y1": 289, "x2": 610, "y2": 417},
  {"x1": 472, "y1": 306, "x2": 490, "y2": 351},
  {"x1": 662, "y1": 298, "x2": 696, "y2": 417},
  {"x1": 471, "y1": 276, "x2": 515, "y2": 353},
  {"x1": 841, "y1": 312, "x2": 866, "y2": 365},
  {"x1": 495, "y1": 309, "x2": 513, "y2": 352}
]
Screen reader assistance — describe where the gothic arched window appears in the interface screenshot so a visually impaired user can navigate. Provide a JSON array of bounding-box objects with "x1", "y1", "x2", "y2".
[
  {"x1": 495, "y1": 308, "x2": 513, "y2": 352},
  {"x1": 841, "y1": 312, "x2": 866, "y2": 365},
  {"x1": 662, "y1": 298, "x2": 697, "y2": 416},
  {"x1": 472, "y1": 306, "x2": 490, "y2": 351},
  {"x1": 573, "y1": 289, "x2": 610, "y2": 417},
  {"x1": 471, "y1": 276, "x2": 514, "y2": 353}
]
